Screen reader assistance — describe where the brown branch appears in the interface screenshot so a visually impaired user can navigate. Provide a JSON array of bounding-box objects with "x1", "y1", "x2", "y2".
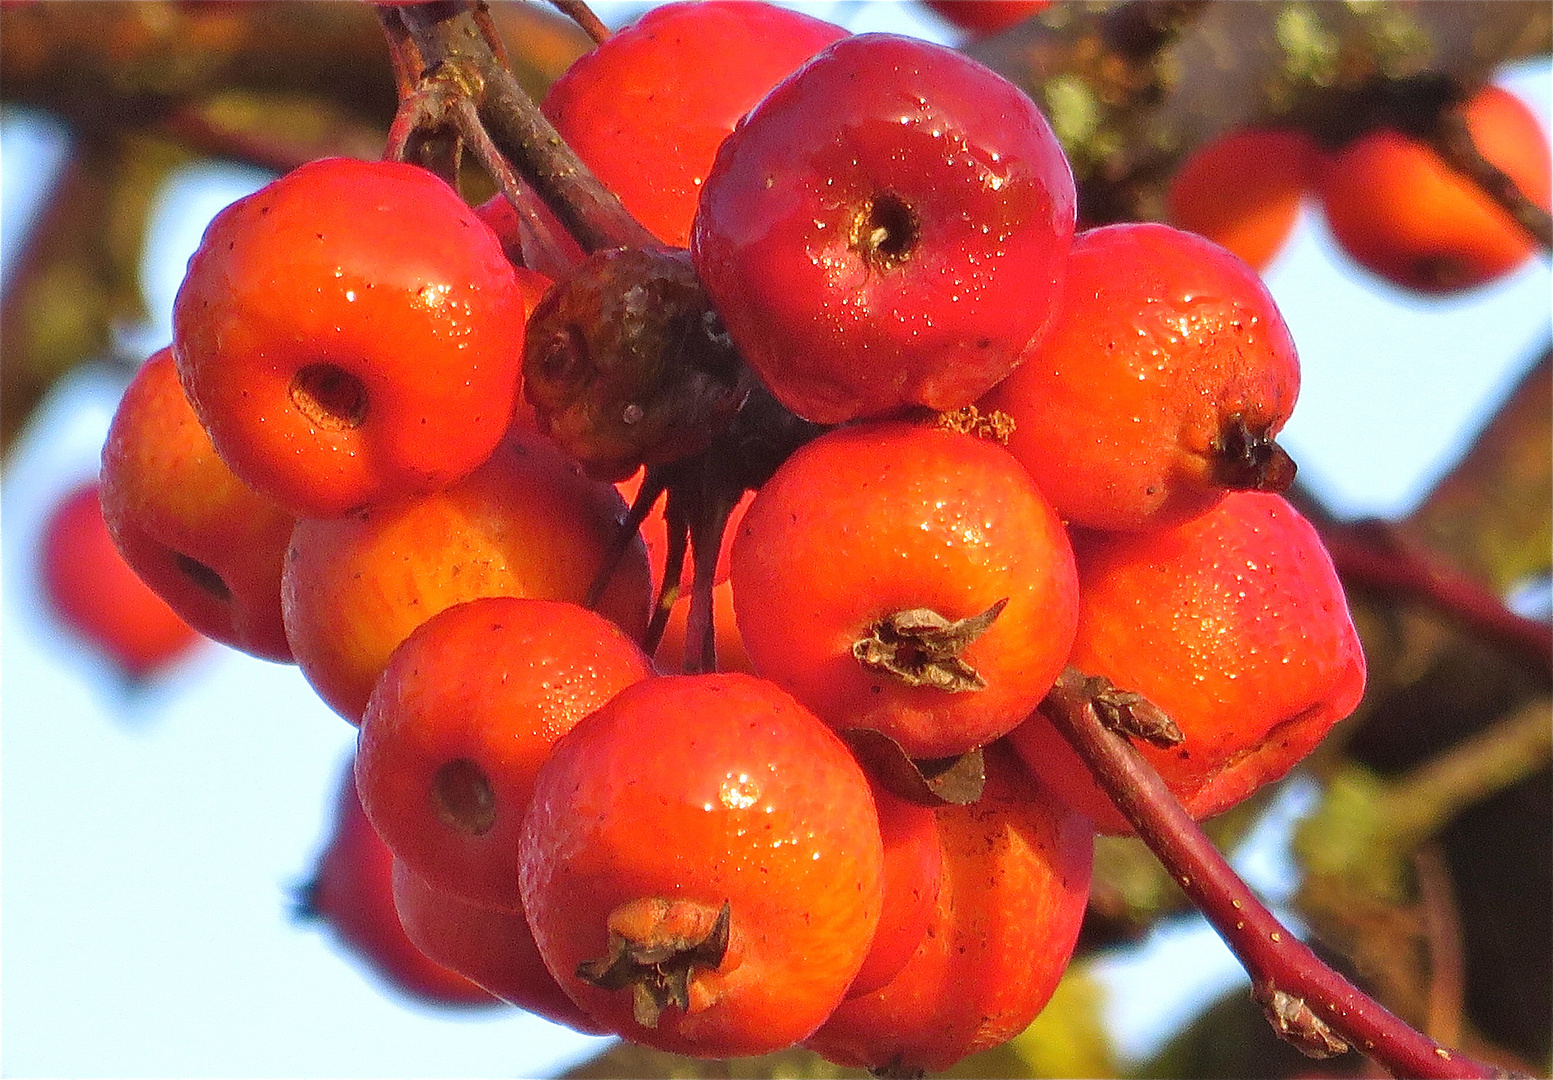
[
  {"x1": 1413, "y1": 843, "x2": 1465, "y2": 1050},
  {"x1": 549, "y1": 0, "x2": 611, "y2": 46},
  {"x1": 155, "y1": 106, "x2": 371, "y2": 175},
  {"x1": 1039, "y1": 667, "x2": 1518, "y2": 1079},
  {"x1": 1103, "y1": 0, "x2": 1211, "y2": 61},
  {"x1": 1379, "y1": 697, "x2": 1552, "y2": 847},
  {"x1": 395, "y1": 1, "x2": 655, "y2": 253},
  {"x1": 1429, "y1": 102, "x2": 1553, "y2": 251},
  {"x1": 1321, "y1": 520, "x2": 1553, "y2": 679}
]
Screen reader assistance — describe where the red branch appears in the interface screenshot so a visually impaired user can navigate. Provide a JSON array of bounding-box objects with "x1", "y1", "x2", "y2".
[
  {"x1": 1040, "y1": 667, "x2": 1518, "y2": 1080},
  {"x1": 1320, "y1": 520, "x2": 1553, "y2": 677}
]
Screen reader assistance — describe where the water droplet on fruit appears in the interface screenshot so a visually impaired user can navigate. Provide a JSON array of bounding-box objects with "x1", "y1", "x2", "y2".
[{"x1": 720, "y1": 773, "x2": 760, "y2": 810}]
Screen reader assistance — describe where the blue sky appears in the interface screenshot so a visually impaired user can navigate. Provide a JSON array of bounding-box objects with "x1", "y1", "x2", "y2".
[{"x1": 1, "y1": 6, "x2": 1548, "y2": 1076}]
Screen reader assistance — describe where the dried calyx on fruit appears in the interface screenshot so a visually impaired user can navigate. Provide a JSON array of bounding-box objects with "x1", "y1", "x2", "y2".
[{"x1": 522, "y1": 246, "x2": 751, "y2": 483}]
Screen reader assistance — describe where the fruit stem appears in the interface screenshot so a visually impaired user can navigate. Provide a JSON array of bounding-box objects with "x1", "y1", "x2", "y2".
[
  {"x1": 1039, "y1": 666, "x2": 1516, "y2": 1079},
  {"x1": 547, "y1": 0, "x2": 611, "y2": 46},
  {"x1": 1427, "y1": 94, "x2": 1553, "y2": 251},
  {"x1": 1319, "y1": 519, "x2": 1553, "y2": 679},
  {"x1": 395, "y1": 1, "x2": 658, "y2": 253}
]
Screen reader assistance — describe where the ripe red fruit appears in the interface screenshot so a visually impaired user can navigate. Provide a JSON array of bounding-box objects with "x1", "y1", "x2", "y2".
[
  {"x1": 390, "y1": 859, "x2": 607, "y2": 1032},
  {"x1": 519, "y1": 673, "x2": 885, "y2": 1058},
  {"x1": 1008, "y1": 491, "x2": 1367, "y2": 834},
  {"x1": 283, "y1": 429, "x2": 652, "y2": 722},
  {"x1": 99, "y1": 347, "x2": 295, "y2": 663},
  {"x1": 922, "y1": 0, "x2": 1049, "y2": 37},
  {"x1": 1166, "y1": 127, "x2": 1319, "y2": 272},
  {"x1": 40, "y1": 481, "x2": 204, "y2": 680},
  {"x1": 845, "y1": 781, "x2": 942, "y2": 999},
  {"x1": 543, "y1": 0, "x2": 847, "y2": 248},
  {"x1": 1317, "y1": 84, "x2": 1551, "y2": 294},
  {"x1": 357, "y1": 596, "x2": 653, "y2": 911},
  {"x1": 805, "y1": 747, "x2": 1093, "y2": 1074},
  {"x1": 299, "y1": 758, "x2": 501, "y2": 1009},
  {"x1": 980, "y1": 221, "x2": 1300, "y2": 533},
  {"x1": 693, "y1": 33, "x2": 1075, "y2": 424},
  {"x1": 730, "y1": 420, "x2": 1079, "y2": 760},
  {"x1": 172, "y1": 157, "x2": 531, "y2": 518}
]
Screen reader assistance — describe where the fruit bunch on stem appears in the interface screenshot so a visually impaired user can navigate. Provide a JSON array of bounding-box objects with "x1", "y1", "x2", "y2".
[{"x1": 85, "y1": 1, "x2": 1539, "y2": 1076}]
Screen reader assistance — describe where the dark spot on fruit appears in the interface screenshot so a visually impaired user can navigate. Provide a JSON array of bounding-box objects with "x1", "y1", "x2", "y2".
[
  {"x1": 431, "y1": 758, "x2": 497, "y2": 836},
  {"x1": 1212, "y1": 414, "x2": 1296, "y2": 493},
  {"x1": 174, "y1": 552, "x2": 231, "y2": 601},
  {"x1": 852, "y1": 191, "x2": 919, "y2": 271},
  {"x1": 290, "y1": 363, "x2": 368, "y2": 431}
]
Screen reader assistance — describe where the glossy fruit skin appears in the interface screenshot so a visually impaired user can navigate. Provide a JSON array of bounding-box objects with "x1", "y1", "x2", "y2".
[
  {"x1": 805, "y1": 746, "x2": 1093, "y2": 1074},
  {"x1": 390, "y1": 859, "x2": 607, "y2": 1032},
  {"x1": 543, "y1": 1, "x2": 847, "y2": 248},
  {"x1": 1008, "y1": 491, "x2": 1367, "y2": 835},
  {"x1": 283, "y1": 429, "x2": 652, "y2": 722},
  {"x1": 693, "y1": 33, "x2": 1075, "y2": 425},
  {"x1": 40, "y1": 481, "x2": 204, "y2": 680},
  {"x1": 922, "y1": 0, "x2": 1049, "y2": 36},
  {"x1": 357, "y1": 596, "x2": 653, "y2": 911},
  {"x1": 100, "y1": 348, "x2": 295, "y2": 662},
  {"x1": 1317, "y1": 85, "x2": 1551, "y2": 294},
  {"x1": 845, "y1": 781, "x2": 942, "y2": 999},
  {"x1": 172, "y1": 157, "x2": 530, "y2": 518},
  {"x1": 730, "y1": 421, "x2": 1079, "y2": 760},
  {"x1": 1167, "y1": 127, "x2": 1318, "y2": 272},
  {"x1": 980, "y1": 221, "x2": 1300, "y2": 533},
  {"x1": 300, "y1": 757, "x2": 500, "y2": 1009},
  {"x1": 519, "y1": 672, "x2": 885, "y2": 1058}
]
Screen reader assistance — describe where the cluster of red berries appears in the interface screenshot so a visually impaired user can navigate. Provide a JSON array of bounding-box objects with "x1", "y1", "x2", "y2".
[
  {"x1": 84, "y1": 3, "x2": 1371, "y2": 1071},
  {"x1": 1168, "y1": 84, "x2": 1551, "y2": 287}
]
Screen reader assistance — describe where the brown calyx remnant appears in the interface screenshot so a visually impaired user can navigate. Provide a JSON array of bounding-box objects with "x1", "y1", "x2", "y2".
[
  {"x1": 290, "y1": 363, "x2": 368, "y2": 431},
  {"x1": 576, "y1": 897, "x2": 733, "y2": 1029},
  {"x1": 1211, "y1": 414, "x2": 1297, "y2": 493},
  {"x1": 851, "y1": 191, "x2": 919, "y2": 273},
  {"x1": 844, "y1": 729, "x2": 986, "y2": 807},
  {"x1": 1075, "y1": 671, "x2": 1184, "y2": 748},
  {"x1": 936, "y1": 404, "x2": 1015, "y2": 444},
  {"x1": 853, "y1": 599, "x2": 1008, "y2": 693}
]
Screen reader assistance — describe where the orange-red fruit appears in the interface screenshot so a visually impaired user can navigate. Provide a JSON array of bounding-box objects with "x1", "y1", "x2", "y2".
[
  {"x1": 542, "y1": 1, "x2": 847, "y2": 248},
  {"x1": 1167, "y1": 127, "x2": 1319, "y2": 271},
  {"x1": 300, "y1": 758, "x2": 501, "y2": 1009},
  {"x1": 100, "y1": 347, "x2": 295, "y2": 662},
  {"x1": 846, "y1": 782, "x2": 942, "y2": 999},
  {"x1": 1008, "y1": 491, "x2": 1366, "y2": 835},
  {"x1": 731, "y1": 421, "x2": 1079, "y2": 760},
  {"x1": 922, "y1": 0, "x2": 1049, "y2": 36},
  {"x1": 981, "y1": 221, "x2": 1300, "y2": 533},
  {"x1": 40, "y1": 481, "x2": 204, "y2": 680},
  {"x1": 519, "y1": 673, "x2": 885, "y2": 1058},
  {"x1": 1317, "y1": 84, "x2": 1551, "y2": 294},
  {"x1": 805, "y1": 746, "x2": 1093, "y2": 1074},
  {"x1": 172, "y1": 157, "x2": 531, "y2": 518},
  {"x1": 390, "y1": 860, "x2": 607, "y2": 1032},
  {"x1": 283, "y1": 430, "x2": 651, "y2": 722},
  {"x1": 692, "y1": 33, "x2": 1076, "y2": 426},
  {"x1": 357, "y1": 596, "x2": 653, "y2": 911}
]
